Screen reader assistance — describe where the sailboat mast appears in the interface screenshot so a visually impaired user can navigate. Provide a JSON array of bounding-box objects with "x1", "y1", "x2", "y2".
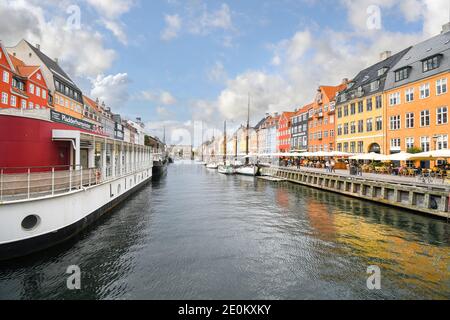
[
  {"x1": 245, "y1": 94, "x2": 250, "y2": 165},
  {"x1": 223, "y1": 121, "x2": 227, "y2": 165},
  {"x1": 201, "y1": 121, "x2": 204, "y2": 162}
]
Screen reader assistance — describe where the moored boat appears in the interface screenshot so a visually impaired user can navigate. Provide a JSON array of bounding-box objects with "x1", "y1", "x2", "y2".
[
  {"x1": 235, "y1": 165, "x2": 259, "y2": 176},
  {"x1": 218, "y1": 165, "x2": 235, "y2": 175},
  {"x1": 206, "y1": 163, "x2": 219, "y2": 169}
]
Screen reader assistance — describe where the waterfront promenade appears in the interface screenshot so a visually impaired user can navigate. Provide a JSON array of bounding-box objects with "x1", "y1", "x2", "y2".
[
  {"x1": 262, "y1": 166, "x2": 450, "y2": 219},
  {"x1": 270, "y1": 166, "x2": 450, "y2": 190}
]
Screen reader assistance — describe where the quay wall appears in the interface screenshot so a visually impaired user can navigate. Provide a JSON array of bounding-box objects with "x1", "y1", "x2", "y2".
[{"x1": 261, "y1": 167, "x2": 450, "y2": 219}]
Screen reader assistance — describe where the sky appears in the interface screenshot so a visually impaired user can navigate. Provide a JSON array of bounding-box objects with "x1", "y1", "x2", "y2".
[{"x1": 1, "y1": 0, "x2": 450, "y2": 144}]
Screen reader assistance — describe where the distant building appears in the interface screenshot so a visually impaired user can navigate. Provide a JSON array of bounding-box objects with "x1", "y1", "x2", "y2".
[
  {"x1": 291, "y1": 104, "x2": 311, "y2": 152},
  {"x1": 277, "y1": 111, "x2": 295, "y2": 153}
]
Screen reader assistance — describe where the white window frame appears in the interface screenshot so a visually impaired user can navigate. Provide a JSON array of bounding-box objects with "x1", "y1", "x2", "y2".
[
  {"x1": 29, "y1": 84, "x2": 34, "y2": 94},
  {"x1": 420, "y1": 83, "x2": 430, "y2": 99},
  {"x1": 436, "y1": 106, "x2": 448, "y2": 125},
  {"x1": 21, "y1": 99, "x2": 26, "y2": 109},
  {"x1": 36, "y1": 86, "x2": 40, "y2": 97},
  {"x1": 420, "y1": 110, "x2": 430, "y2": 127},
  {"x1": 10, "y1": 95, "x2": 16, "y2": 107},
  {"x1": 405, "y1": 88, "x2": 414, "y2": 102},
  {"x1": 389, "y1": 92, "x2": 401, "y2": 106},
  {"x1": 421, "y1": 136, "x2": 430, "y2": 152},
  {"x1": 405, "y1": 112, "x2": 414, "y2": 129},
  {"x1": 390, "y1": 115, "x2": 401, "y2": 130},
  {"x1": 2, "y1": 71, "x2": 9, "y2": 83},
  {"x1": 1, "y1": 92, "x2": 8, "y2": 104},
  {"x1": 436, "y1": 78, "x2": 447, "y2": 95},
  {"x1": 405, "y1": 137, "x2": 414, "y2": 149}
]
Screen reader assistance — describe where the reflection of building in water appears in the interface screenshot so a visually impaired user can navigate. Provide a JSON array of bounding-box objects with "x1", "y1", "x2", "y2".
[
  {"x1": 275, "y1": 188, "x2": 290, "y2": 209},
  {"x1": 332, "y1": 213, "x2": 450, "y2": 297},
  {"x1": 306, "y1": 200, "x2": 337, "y2": 242}
]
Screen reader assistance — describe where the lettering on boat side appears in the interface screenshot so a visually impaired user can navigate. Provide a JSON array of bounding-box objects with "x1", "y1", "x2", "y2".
[{"x1": 178, "y1": 304, "x2": 272, "y2": 318}]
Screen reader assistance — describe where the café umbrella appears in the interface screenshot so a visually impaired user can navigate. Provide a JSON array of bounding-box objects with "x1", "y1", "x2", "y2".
[{"x1": 409, "y1": 149, "x2": 450, "y2": 160}]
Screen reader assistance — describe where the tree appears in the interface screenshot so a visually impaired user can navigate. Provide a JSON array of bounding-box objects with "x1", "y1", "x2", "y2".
[{"x1": 407, "y1": 147, "x2": 422, "y2": 154}]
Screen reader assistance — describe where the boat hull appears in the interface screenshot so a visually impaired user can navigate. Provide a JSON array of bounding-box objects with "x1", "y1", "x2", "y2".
[
  {"x1": 0, "y1": 168, "x2": 152, "y2": 261},
  {"x1": 152, "y1": 161, "x2": 168, "y2": 180},
  {"x1": 235, "y1": 166, "x2": 259, "y2": 176},
  {"x1": 218, "y1": 166, "x2": 235, "y2": 175}
]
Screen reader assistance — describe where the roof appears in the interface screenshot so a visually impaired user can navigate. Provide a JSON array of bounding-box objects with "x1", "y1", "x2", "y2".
[
  {"x1": 24, "y1": 40, "x2": 80, "y2": 90},
  {"x1": 83, "y1": 95, "x2": 101, "y2": 113},
  {"x1": 8, "y1": 54, "x2": 40, "y2": 78},
  {"x1": 321, "y1": 83, "x2": 347, "y2": 100},
  {"x1": 254, "y1": 116, "x2": 269, "y2": 129},
  {"x1": 337, "y1": 47, "x2": 411, "y2": 103},
  {"x1": 385, "y1": 30, "x2": 450, "y2": 90}
]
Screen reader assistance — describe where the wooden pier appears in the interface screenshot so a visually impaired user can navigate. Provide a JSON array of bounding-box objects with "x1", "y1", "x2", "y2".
[{"x1": 261, "y1": 167, "x2": 450, "y2": 219}]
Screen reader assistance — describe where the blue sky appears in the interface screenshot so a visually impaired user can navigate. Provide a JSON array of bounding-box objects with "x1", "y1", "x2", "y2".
[{"x1": 1, "y1": 0, "x2": 449, "y2": 141}]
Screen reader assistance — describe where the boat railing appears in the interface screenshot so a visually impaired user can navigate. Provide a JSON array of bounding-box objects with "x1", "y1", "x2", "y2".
[{"x1": 0, "y1": 161, "x2": 153, "y2": 203}]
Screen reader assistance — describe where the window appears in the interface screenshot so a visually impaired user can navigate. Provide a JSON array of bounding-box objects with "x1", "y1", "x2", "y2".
[
  {"x1": 350, "y1": 121, "x2": 356, "y2": 134},
  {"x1": 21, "y1": 99, "x2": 26, "y2": 109},
  {"x1": 358, "y1": 120, "x2": 364, "y2": 133},
  {"x1": 358, "y1": 101, "x2": 364, "y2": 113},
  {"x1": 2, "y1": 71, "x2": 9, "y2": 83},
  {"x1": 370, "y1": 81, "x2": 379, "y2": 92},
  {"x1": 343, "y1": 143, "x2": 349, "y2": 153},
  {"x1": 366, "y1": 98, "x2": 373, "y2": 111},
  {"x1": 344, "y1": 105, "x2": 349, "y2": 117},
  {"x1": 337, "y1": 107, "x2": 342, "y2": 118},
  {"x1": 10, "y1": 95, "x2": 16, "y2": 107},
  {"x1": 366, "y1": 118, "x2": 373, "y2": 132},
  {"x1": 389, "y1": 92, "x2": 400, "y2": 106},
  {"x1": 390, "y1": 115, "x2": 401, "y2": 130},
  {"x1": 406, "y1": 88, "x2": 414, "y2": 102},
  {"x1": 36, "y1": 87, "x2": 40, "y2": 97},
  {"x1": 350, "y1": 103, "x2": 356, "y2": 115},
  {"x1": 330, "y1": 129, "x2": 334, "y2": 137},
  {"x1": 420, "y1": 83, "x2": 430, "y2": 99},
  {"x1": 406, "y1": 112, "x2": 415, "y2": 128},
  {"x1": 375, "y1": 95, "x2": 382, "y2": 109},
  {"x1": 357, "y1": 141, "x2": 364, "y2": 153},
  {"x1": 28, "y1": 102, "x2": 34, "y2": 109},
  {"x1": 1, "y1": 92, "x2": 8, "y2": 104},
  {"x1": 29, "y1": 84, "x2": 34, "y2": 94},
  {"x1": 390, "y1": 138, "x2": 401, "y2": 150},
  {"x1": 337, "y1": 143, "x2": 342, "y2": 152},
  {"x1": 420, "y1": 110, "x2": 430, "y2": 127},
  {"x1": 436, "y1": 78, "x2": 447, "y2": 95},
  {"x1": 350, "y1": 142, "x2": 356, "y2": 153},
  {"x1": 421, "y1": 137, "x2": 430, "y2": 152},
  {"x1": 42, "y1": 90, "x2": 46, "y2": 99},
  {"x1": 376, "y1": 117, "x2": 383, "y2": 131},
  {"x1": 436, "y1": 135, "x2": 448, "y2": 150},
  {"x1": 422, "y1": 55, "x2": 440, "y2": 72},
  {"x1": 406, "y1": 137, "x2": 414, "y2": 149},
  {"x1": 37, "y1": 73, "x2": 41, "y2": 80},
  {"x1": 437, "y1": 106, "x2": 448, "y2": 125},
  {"x1": 344, "y1": 123, "x2": 349, "y2": 135},
  {"x1": 395, "y1": 68, "x2": 409, "y2": 82}
]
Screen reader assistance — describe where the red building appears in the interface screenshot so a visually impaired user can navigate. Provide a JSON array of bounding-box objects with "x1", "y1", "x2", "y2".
[
  {"x1": 277, "y1": 111, "x2": 295, "y2": 153},
  {"x1": 0, "y1": 42, "x2": 49, "y2": 110}
]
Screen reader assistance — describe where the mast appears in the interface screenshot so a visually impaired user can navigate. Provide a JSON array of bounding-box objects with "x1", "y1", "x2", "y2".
[
  {"x1": 223, "y1": 121, "x2": 227, "y2": 165},
  {"x1": 201, "y1": 121, "x2": 204, "y2": 162},
  {"x1": 245, "y1": 94, "x2": 250, "y2": 165}
]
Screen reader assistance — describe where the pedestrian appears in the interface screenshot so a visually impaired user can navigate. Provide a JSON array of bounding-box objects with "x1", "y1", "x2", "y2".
[
  {"x1": 325, "y1": 160, "x2": 330, "y2": 173},
  {"x1": 330, "y1": 158, "x2": 336, "y2": 173}
]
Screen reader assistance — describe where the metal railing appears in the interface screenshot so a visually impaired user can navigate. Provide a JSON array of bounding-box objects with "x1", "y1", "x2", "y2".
[{"x1": 0, "y1": 160, "x2": 153, "y2": 203}]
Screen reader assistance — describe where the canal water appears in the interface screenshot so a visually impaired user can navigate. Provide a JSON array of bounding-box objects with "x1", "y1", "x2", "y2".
[{"x1": 0, "y1": 162, "x2": 449, "y2": 300}]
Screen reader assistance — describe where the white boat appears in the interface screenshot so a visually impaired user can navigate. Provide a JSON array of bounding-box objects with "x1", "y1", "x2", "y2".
[
  {"x1": 235, "y1": 165, "x2": 259, "y2": 176},
  {"x1": 218, "y1": 165, "x2": 235, "y2": 175},
  {"x1": 206, "y1": 163, "x2": 219, "y2": 169}
]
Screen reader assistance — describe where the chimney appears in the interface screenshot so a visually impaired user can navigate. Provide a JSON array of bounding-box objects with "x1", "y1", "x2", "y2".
[
  {"x1": 54, "y1": 57, "x2": 59, "y2": 64},
  {"x1": 380, "y1": 51, "x2": 392, "y2": 61},
  {"x1": 342, "y1": 78, "x2": 349, "y2": 85},
  {"x1": 36, "y1": 44, "x2": 40, "y2": 51},
  {"x1": 442, "y1": 22, "x2": 450, "y2": 34}
]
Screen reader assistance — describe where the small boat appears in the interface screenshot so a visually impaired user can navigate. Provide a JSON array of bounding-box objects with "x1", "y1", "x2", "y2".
[
  {"x1": 218, "y1": 165, "x2": 235, "y2": 175},
  {"x1": 206, "y1": 163, "x2": 219, "y2": 169},
  {"x1": 235, "y1": 165, "x2": 259, "y2": 176}
]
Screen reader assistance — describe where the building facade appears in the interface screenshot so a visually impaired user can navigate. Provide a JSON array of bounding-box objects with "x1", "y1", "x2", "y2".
[
  {"x1": 8, "y1": 40, "x2": 84, "y2": 119},
  {"x1": 384, "y1": 26, "x2": 449, "y2": 163},
  {"x1": 308, "y1": 84, "x2": 346, "y2": 152},
  {"x1": 335, "y1": 48, "x2": 411, "y2": 154},
  {"x1": 1, "y1": 43, "x2": 49, "y2": 110},
  {"x1": 291, "y1": 105, "x2": 310, "y2": 152},
  {"x1": 277, "y1": 112, "x2": 294, "y2": 152}
]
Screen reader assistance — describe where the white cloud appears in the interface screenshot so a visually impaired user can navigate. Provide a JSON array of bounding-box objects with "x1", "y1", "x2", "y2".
[
  {"x1": 161, "y1": 2, "x2": 234, "y2": 42},
  {"x1": 207, "y1": 61, "x2": 227, "y2": 82},
  {"x1": 161, "y1": 14, "x2": 182, "y2": 41},
  {"x1": 140, "y1": 90, "x2": 177, "y2": 106},
  {"x1": 85, "y1": 0, "x2": 134, "y2": 19},
  {"x1": 0, "y1": 0, "x2": 116, "y2": 78},
  {"x1": 101, "y1": 19, "x2": 128, "y2": 45},
  {"x1": 90, "y1": 73, "x2": 130, "y2": 110}
]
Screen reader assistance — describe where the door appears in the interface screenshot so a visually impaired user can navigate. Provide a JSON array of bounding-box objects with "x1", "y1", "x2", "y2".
[{"x1": 80, "y1": 149, "x2": 89, "y2": 169}]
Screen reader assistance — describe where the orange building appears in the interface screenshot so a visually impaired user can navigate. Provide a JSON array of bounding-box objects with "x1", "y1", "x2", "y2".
[
  {"x1": 384, "y1": 27, "x2": 449, "y2": 166},
  {"x1": 308, "y1": 83, "x2": 347, "y2": 152}
]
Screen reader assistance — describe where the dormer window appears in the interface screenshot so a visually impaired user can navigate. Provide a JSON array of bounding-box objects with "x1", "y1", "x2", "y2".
[
  {"x1": 378, "y1": 67, "x2": 388, "y2": 76},
  {"x1": 395, "y1": 67, "x2": 410, "y2": 82},
  {"x1": 422, "y1": 55, "x2": 441, "y2": 72},
  {"x1": 370, "y1": 81, "x2": 380, "y2": 92}
]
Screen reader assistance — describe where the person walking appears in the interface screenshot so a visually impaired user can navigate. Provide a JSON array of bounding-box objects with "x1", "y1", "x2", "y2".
[
  {"x1": 325, "y1": 160, "x2": 330, "y2": 173},
  {"x1": 330, "y1": 158, "x2": 336, "y2": 173}
]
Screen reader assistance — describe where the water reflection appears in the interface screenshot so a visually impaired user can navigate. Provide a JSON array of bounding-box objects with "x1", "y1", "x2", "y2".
[{"x1": 0, "y1": 163, "x2": 449, "y2": 300}]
